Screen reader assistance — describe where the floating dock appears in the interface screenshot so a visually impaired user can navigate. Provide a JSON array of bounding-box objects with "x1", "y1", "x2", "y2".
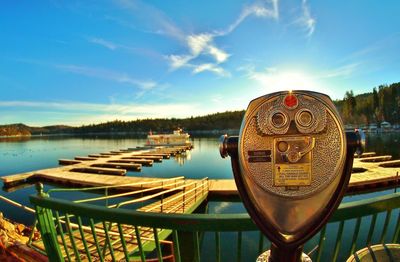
[
  {"x1": 208, "y1": 152, "x2": 400, "y2": 196},
  {"x1": 1, "y1": 148, "x2": 399, "y2": 197},
  {"x1": 2, "y1": 146, "x2": 191, "y2": 190}
]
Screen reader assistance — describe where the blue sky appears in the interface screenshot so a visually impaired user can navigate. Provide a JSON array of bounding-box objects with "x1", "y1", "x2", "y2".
[{"x1": 0, "y1": 0, "x2": 399, "y2": 126}]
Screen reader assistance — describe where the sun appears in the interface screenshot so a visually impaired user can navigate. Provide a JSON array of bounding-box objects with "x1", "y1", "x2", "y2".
[{"x1": 258, "y1": 70, "x2": 319, "y2": 92}]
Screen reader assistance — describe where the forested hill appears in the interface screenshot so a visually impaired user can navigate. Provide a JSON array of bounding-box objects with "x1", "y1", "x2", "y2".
[
  {"x1": 1, "y1": 82, "x2": 399, "y2": 137},
  {"x1": 0, "y1": 111, "x2": 245, "y2": 136},
  {"x1": 0, "y1": 124, "x2": 32, "y2": 137},
  {"x1": 0, "y1": 124, "x2": 73, "y2": 137},
  {"x1": 334, "y1": 82, "x2": 400, "y2": 125},
  {"x1": 75, "y1": 111, "x2": 245, "y2": 134}
]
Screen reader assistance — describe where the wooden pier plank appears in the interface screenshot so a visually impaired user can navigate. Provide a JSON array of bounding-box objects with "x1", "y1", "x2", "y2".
[
  {"x1": 69, "y1": 167, "x2": 127, "y2": 176},
  {"x1": 91, "y1": 162, "x2": 141, "y2": 171},
  {"x1": 125, "y1": 155, "x2": 163, "y2": 162},
  {"x1": 359, "y1": 155, "x2": 392, "y2": 162},
  {"x1": 74, "y1": 156, "x2": 97, "y2": 161},
  {"x1": 59, "y1": 159, "x2": 82, "y2": 165},
  {"x1": 108, "y1": 159, "x2": 154, "y2": 166}
]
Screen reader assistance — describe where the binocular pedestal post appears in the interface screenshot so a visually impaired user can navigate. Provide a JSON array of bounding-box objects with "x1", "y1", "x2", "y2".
[
  {"x1": 267, "y1": 244, "x2": 306, "y2": 262},
  {"x1": 223, "y1": 133, "x2": 359, "y2": 262},
  {"x1": 219, "y1": 91, "x2": 365, "y2": 262}
]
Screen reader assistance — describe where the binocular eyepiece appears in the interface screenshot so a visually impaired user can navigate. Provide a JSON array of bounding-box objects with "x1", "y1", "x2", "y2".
[{"x1": 220, "y1": 91, "x2": 365, "y2": 262}]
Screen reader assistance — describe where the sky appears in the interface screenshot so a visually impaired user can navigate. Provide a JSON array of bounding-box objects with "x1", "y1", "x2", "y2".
[{"x1": 0, "y1": 0, "x2": 399, "y2": 126}]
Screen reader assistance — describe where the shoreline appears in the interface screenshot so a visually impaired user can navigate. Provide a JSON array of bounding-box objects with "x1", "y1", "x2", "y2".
[
  {"x1": 0, "y1": 212, "x2": 46, "y2": 261},
  {"x1": 1, "y1": 128, "x2": 399, "y2": 139}
]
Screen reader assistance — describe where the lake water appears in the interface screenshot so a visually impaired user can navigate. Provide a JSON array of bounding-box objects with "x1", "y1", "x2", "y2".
[{"x1": 0, "y1": 133, "x2": 399, "y2": 261}]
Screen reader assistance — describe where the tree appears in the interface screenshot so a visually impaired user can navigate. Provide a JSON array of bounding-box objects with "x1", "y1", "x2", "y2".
[{"x1": 343, "y1": 90, "x2": 356, "y2": 123}]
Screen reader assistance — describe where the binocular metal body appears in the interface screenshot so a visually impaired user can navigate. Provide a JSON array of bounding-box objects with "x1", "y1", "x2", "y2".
[{"x1": 220, "y1": 91, "x2": 364, "y2": 261}]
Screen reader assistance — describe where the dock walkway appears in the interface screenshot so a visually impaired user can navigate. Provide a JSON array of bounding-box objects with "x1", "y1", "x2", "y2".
[
  {"x1": 208, "y1": 152, "x2": 400, "y2": 196},
  {"x1": 2, "y1": 146, "x2": 191, "y2": 190},
  {"x1": 31, "y1": 177, "x2": 208, "y2": 261},
  {"x1": 2, "y1": 149, "x2": 399, "y2": 197}
]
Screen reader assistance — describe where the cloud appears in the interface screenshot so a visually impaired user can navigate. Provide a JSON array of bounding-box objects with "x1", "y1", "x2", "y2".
[
  {"x1": 166, "y1": 33, "x2": 230, "y2": 73},
  {"x1": 298, "y1": 0, "x2": 316, "y2": 37},
  {"x1": 137, "y1": 0, "x2": 277, "y2": 76},
  {"x1": 340, "y1": 33, "x2": 400, "y2": 65},
  {"x1": 166, "y1": 0, "x2": 279, "y2": 72},
  {"x1": 167, "y1": 55, "x2": 193, "y2": 69},
  {"x1": 217, "y1": 0, "x2": 279, "y2": 36},
  {"x1": 88, "y1": 37, "x2": 117, "y2": 50},
  {"x1": 192, "y1": 63, "x2": 231, "y2": 77},
  {"x1": 319, "y1": 63, "x2": 360, "y2": 79},
  {"x1": 113, "y1": 0, "x2": 185, "y2": 40},
  {"x1": 0, "y1": 100, "x2": 204, "y2": 125},
  {"x1": 112, "y1": 0, "x2": 281, "y2": 77},
  {"x1": 56, "y1": 64, "x2": 157, "y2": 90}
]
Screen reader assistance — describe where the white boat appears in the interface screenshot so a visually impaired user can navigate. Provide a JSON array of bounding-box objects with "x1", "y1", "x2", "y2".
[{"x1": 146, "y1": 128, "x2": 192, "y2": 146}]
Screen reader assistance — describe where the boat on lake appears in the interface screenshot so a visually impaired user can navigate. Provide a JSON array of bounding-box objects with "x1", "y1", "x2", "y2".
[{"x1": 146, "y1": 128, "x2": 192, "y2": 147}]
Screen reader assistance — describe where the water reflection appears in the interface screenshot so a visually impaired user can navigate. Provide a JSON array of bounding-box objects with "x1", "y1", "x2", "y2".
[
  {"x1": 366, "y1": 132, "x2": 400, "y2": 158},
  {"x1": 0, "y1": 136, "x2": 32, "y2": 143},
  {"x1": 0, "y1": 133, "x2": 399, "y2": 226},
  {"x1": 174, "y1": 150, "x2": 191, "y2": 165}
]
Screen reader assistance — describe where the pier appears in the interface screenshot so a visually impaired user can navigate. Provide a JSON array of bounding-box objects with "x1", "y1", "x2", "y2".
[
  {"x1": 1, "y1": 146, "x2": 399, "y2": 261},
  {"x1": 1, "y1": 148, "x2": 399, "y2": 197},
  {"x1": 30, "y1": 177, "x2": 208, "y2": 261},
  {"x1": 208, "y1": 152, "x2": 400, "y2": 196},
  {"x1": 2, "y1": 146, "x2": 192, "y2": 190}
]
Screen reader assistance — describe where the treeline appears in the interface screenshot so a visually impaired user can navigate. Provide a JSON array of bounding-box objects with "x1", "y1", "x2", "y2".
[
  {"x1": 2, "y1": 82, "x2": 399, "y2": 137},
  {"x1": 335, "y1": 82, "x2": 400, "y2": 126},
  {"x1": 75, "y1": 111, "x2": 245, "y2": 134}
]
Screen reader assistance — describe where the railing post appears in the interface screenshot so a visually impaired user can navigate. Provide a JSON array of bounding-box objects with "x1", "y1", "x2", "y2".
[
  {"x1": 183, "y1": 187, "x2": 186, "y2": 213},
  {"x1": 161, "y1": 194, "x2": 164, "y2": 213},
  {"x1": 34, "y1": 183, "x2": 64, "y2": 262},
  {"x1": 105, "y1": 188, "x2": 108, "y2": 207},
  {"x1": 141, "y1": 184, "x2": 144, "y2": 208}
]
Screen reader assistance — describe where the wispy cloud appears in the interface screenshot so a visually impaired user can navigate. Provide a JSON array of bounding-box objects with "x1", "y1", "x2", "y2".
[
  {"x1": 113, "y1": 0, "x2": 279, "y2": 77},
  {"x1": 113, "y1": 0, "x2": 185, "y2": 40},
  {"x1": 56, "y1": 64, "x2": 157, "y2": 90},
  {"x1": 341, "y1": 33, "x2": 400, "y2": 63},
  {"x1": 298, "y1": 0, "x2": 316, "y2": 37},
  {"x1": 215, "y1": 0, "x2": 279, "y2": 36},
  {"x1": 192, "y1": 63, "x2": 231, "y2": 77},
  {"x1": 165, "y1": 33, "x2": 231, "y2": 74},
  {"x1": 165, "y1": 1, "x2": 279, "y2": 75},
  {"x1": 87, "y1": 36, "x2": 163, "y2": 60},
  {"x1": 88, "y1": 37, "x2": 117, "y2": 50},
  {"x1": 319, "y1": 63, "x2": 360, "y2": 79},
  {"x1": 0, "y1": 100, "x2": 206, "y2": 125}
]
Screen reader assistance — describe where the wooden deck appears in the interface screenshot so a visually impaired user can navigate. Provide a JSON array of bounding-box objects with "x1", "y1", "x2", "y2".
[
  {"x1": 2, "y1": 149, "x2": 399, "y2": 197},
  {"x1": 209, "y1": 152, "x2": 400, "y2": 196},
  {"x1": 2, "y1": 146, "x2": 191, "y2": 188},
  {"x1": 31, "y1": 177, "x2": 208, "y2": 261}
]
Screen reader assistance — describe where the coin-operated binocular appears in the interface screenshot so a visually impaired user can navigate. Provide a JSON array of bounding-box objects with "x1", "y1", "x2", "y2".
[{"x1": 220, "y1": 91, "x2": 364, "y2": 262}]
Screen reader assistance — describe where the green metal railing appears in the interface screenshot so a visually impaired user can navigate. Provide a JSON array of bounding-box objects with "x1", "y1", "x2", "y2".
[{"x1": 30, "y1": 191, "x2": 400, "y2": 262}]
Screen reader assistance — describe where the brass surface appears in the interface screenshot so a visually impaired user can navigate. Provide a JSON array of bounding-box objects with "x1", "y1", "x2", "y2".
[{"x1": 237, "y1": 91, "x2": 347, "y2": 238}]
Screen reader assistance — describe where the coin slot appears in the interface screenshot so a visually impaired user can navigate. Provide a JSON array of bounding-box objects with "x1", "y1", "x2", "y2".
[{"x1": 277, "y1": 141, "x2": 289, "y2": 152}]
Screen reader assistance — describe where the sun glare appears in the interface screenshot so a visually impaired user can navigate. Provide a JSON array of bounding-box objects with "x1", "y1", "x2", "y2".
[{"x1": 266, "y1": 71, "x2": 317, "y2": 91}]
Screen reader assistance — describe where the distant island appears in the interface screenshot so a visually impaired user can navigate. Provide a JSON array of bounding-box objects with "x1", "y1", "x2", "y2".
[{"x1": 1, "y1": 82, "x2": 399, "y2": 137}]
